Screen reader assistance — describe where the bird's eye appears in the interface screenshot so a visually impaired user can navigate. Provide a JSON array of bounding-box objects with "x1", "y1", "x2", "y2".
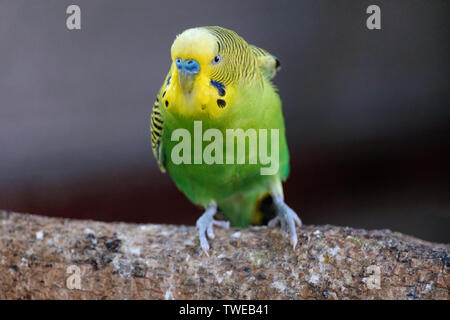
[
  {"x1": 212, "y1": 55, "x2": 222, "y2": 65},
  {"x1": 175, "y1": 58, "x2": 183, "y2": 69}
]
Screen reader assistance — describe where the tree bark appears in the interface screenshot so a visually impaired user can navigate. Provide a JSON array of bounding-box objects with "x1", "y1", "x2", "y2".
[{"x1": 0, "y1": 211, "x2": 448, "y2": 299}]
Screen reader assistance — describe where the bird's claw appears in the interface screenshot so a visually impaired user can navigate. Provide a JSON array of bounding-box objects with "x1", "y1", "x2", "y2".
[
  {"x1": 196, "y1": 203, "x2": 230, "y2": 256},
  {"x1": 268, "y1": 195, "x2": 302, "y2": 249}
]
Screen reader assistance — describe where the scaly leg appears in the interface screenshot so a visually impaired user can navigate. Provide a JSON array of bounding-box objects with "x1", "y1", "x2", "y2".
[
  {"x1": 268, "y1": 193, "x2": 302, "y2": 249},
  {"x1": 196, "y1": 202, "x2": 230, "y2": 255}
]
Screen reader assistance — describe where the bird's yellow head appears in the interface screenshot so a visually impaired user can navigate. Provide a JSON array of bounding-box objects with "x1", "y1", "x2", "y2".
[{"x1": 161, "y1": 26, "x2": 261, "y2": 118}]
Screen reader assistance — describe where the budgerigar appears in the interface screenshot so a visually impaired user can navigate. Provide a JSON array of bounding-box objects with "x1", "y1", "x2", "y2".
[{"x1": 150, "y1": 26, "x2": 301, "y2": 254}]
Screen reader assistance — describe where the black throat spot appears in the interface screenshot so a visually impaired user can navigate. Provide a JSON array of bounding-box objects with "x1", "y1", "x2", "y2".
[{"x1": 217, "y1": 99, "x2": 226, "y2": 108}]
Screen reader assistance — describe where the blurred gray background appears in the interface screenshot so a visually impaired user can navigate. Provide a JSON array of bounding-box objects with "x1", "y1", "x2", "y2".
[{"x1": 0, "y1": 0, "x2": 449, "y2": 242}]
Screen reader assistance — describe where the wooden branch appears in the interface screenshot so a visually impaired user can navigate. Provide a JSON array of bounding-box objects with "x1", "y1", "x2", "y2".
[{"x1": 0, "y1": 211, "x2": 448, "y2": 299}]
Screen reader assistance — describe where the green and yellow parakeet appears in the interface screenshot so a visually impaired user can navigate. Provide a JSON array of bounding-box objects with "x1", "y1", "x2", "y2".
[{"x1": 150, "y1": 26, "x2": 301, "y2": 254}]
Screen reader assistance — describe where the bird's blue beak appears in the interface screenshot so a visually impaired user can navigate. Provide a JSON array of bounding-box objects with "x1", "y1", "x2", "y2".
[{"x1": 176, "y1": 58, "x2": 200, "y2": 94}]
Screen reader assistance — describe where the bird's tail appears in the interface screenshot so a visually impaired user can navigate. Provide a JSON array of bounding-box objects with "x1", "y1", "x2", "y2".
[
  {"x1": 217, "y1": 189, "x2": 277, "y2": 227},
  {"x1": 252, "y1": 192, "x2": 277, "y2": 225}
]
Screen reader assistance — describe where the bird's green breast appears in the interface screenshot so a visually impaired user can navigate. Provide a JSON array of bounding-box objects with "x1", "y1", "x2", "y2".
[{"x1": 161, "y1": 80, "x2": 290, "y2": 225}]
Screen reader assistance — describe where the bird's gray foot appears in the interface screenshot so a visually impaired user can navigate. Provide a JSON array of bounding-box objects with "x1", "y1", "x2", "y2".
[
  {"x1": 268, "y1": 194, "x2": 302, "y2": 249},
  {"x1": 196, "y1": 202, "x2": 230, "y2": 255}
]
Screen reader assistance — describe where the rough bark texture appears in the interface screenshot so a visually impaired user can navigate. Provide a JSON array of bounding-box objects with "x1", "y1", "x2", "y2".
[{"x1": 0, "y1": 211, "x2": 448, "y2": 300}]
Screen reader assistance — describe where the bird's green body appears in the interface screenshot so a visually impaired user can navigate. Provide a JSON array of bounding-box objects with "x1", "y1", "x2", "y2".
[
  {"x1": 151, "y1": 26, "x2": 291, "y2": 227},
  {"x1": 161, "y1": 78, "x2": 289, "y2": 226}
]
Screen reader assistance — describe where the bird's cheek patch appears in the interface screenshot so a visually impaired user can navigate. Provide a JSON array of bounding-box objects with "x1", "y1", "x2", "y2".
[{"x1": 210, "y1": 80, "x2": 226, "y2": 97}]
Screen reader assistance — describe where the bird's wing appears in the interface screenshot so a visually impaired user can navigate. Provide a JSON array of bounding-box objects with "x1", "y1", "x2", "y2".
[
  {"x1": 249, "y1": 45, "x2": 281, "y2": 80},
  {"x1": 150, "y1": 92, "x2": 166, "y2": 173}
]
